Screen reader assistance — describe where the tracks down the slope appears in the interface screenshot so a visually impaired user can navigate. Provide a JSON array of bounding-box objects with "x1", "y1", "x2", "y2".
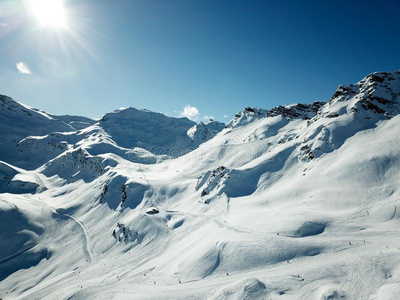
[
  {"x1": 56, "y1": 210, "x2": 94, "y2": 263},
  {"x1": 35, "y1": 196, "x2": 94, "y2": 263}
]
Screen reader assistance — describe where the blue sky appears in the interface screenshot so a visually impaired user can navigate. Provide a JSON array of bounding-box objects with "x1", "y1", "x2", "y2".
[{"x1": 1, "y1": 0, "x2": 400, "y2": 121}]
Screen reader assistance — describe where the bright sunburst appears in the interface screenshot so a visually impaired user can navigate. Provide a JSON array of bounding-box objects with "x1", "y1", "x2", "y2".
[{"x1": 29, "y1": 0, "x2": 67, "y2": 28}]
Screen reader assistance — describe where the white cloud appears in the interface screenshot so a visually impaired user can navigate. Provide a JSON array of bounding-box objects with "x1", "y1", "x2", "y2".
[
  {"x1": 180, "y1": 105, "x2": 199, "y2": 120},
  {"x1": 0, "y1": 23, "x2": 9, "y2": 29},
  {"x1": 223, "y1": 114, "x2": 229, "y2": 118},
  {"x1": 16, "y1": 62, "x2": 32, "y2": 74},
  {"x1": 204, "y1": 115, "x2": 215, "y2": 121}
]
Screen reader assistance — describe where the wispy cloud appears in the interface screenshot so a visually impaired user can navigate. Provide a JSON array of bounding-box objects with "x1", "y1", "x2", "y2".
[
  {"x1": 223, "y1": 114, "x2": 229, "y2": 118},
  {"x1": 180, "y1": 105, "x2": 199, "y2": 120},
  {"x1": 16, "y1": 62, "x2": 32, "y2": 74},
  {"x1": 0, "y1": 23, "x2": 9, "y2": 29},
  {"x1": 204, "y1": 115, "x2": 215, "y2": 121}
]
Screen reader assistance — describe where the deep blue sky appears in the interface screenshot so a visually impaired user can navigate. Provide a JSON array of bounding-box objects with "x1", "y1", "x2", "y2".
[{"x1": 1, "y1": 0, "x2": 400, "y2": 121}]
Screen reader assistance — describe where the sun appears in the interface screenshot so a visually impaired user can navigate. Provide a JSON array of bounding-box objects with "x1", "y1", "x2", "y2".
[{"x1": 29, "y1": 0, "x2": 67, "y2": 28}]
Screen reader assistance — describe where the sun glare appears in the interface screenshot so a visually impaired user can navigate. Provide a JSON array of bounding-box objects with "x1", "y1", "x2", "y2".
[{"x1": 30, "y1": 0, "x2": 67, "y2": 28}]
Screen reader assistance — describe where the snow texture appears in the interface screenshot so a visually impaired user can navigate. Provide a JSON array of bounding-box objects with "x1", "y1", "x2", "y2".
[{"x1": 1, "y1": 70, "x2": 400, "y2": 299}]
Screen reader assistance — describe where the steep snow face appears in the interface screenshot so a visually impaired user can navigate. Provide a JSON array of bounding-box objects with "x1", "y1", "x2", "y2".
[
  {"x1": 0, "y1": 99, "x2": 206, "y2": 170},
  {"x1": 98, "y1": 108, "x2": 197, "y2": 155},
  {"x1": 227, "y1": 101, "x2": 325, "y2": 129},
  {"x1": 49, "y1": 114, "x2": 96, "y2": 130},
  {"x1": 2, "y1": 71, "x2": 400, "y2": 299},
  {"x1": 0, "y1": 95, "x2": 95, "y2": 169},
  {"x1": 329, "y1": 71, "x2": 400, "y2": 118},
  {"x1": 187, "y1": 119, "x2": 225, "y2": 146},
  {"x1": 227, "y1": 106, "x2": 268, "y2": 128},
  {"x1": 0, "y1": 95, "x2": 75, "y2": 135},
  {"x1": 0, "y1": 95, "x2": 75, "y2": 167},
  {"x1": 301, "y1": 71, "x2": 400, "y2": 160}
]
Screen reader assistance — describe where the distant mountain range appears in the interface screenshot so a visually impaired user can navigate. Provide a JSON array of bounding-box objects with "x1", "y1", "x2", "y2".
[{"x1": 1, "y1": 70, "x2": 400, "y2": 299}]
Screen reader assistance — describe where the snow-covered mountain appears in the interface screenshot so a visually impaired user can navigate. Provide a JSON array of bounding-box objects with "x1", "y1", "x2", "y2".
[
  {"x1": 187, "y1": 119, "x2": 225, "y2": 147},
  {"x1": 1, "y1": 70, "x2": 400, "y2": 300}
]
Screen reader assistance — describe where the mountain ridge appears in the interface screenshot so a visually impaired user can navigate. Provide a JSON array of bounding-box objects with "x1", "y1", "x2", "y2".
[{"x1": 1, "y1": 70, "x2": 400, "y2": 299}]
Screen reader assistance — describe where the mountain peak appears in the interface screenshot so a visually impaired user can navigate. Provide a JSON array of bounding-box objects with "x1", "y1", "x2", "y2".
[
  {"x1": 187, "y1": 119, "x2": 225, "y2": 146},
  {"x1": 326, "y1": 70, "x2": 400, "y2": 119},
  {"x1": 3, "y1": 70, "x2": 400, "y2": 299}
]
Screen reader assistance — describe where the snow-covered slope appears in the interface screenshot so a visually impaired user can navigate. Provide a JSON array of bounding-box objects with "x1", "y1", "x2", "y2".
[
  {"x1": 0, "y1": 95, "x2": 98, "y2": 169},
  {"x1": 49, "y1": 114, "x2": 96, "y2": 130},
  {"x1": 98, "y1": 107, "x2": 197, "y2": 155},
  {"x1": 0, "y1": 99, "x2": 219, "y2": 170},
  {"x1": 0, "y1": 95, "x2": 75, "y2": 167},
  {"x1": 1, "y1": 70, "x2": 400, "y2": 300},
  {"x1": 188, "y1": 119, "x2": 225, "y2": 147}
]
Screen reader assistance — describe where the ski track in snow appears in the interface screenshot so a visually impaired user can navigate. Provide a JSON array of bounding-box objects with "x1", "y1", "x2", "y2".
[
  {"x1": 36, "y1": 197, "x2": 94, "y2": 264},
  {"x1": 61, "y1": 213, "x2": 94, "y2": 263},
  {"x1": 0, "y1": 245, "x2": 36, "y2": 265},
  {"x1": 2, "y1": 71, "x2": 400, "y2": 299}
]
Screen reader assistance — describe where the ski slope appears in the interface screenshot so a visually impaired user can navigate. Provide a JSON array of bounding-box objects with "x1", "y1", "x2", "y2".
[{"x1": 1, "y1": 70, "x2": 400, "y2": 299}]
